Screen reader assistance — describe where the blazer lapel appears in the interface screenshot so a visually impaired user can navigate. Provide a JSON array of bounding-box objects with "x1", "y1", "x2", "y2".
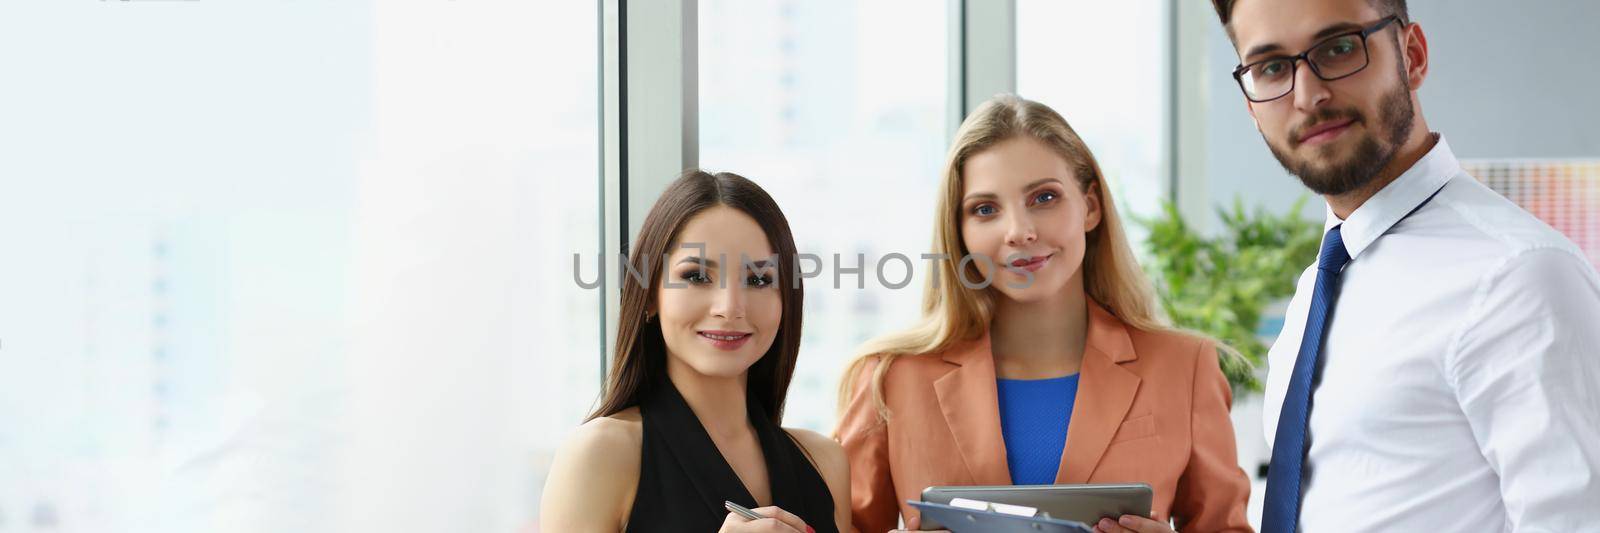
[
  {"x1": 934, "y1": 332, "x2": 1013, "y2": 486},
  {"x1": 1056, "y1": 303, "x2": 1141, "y2": 484}
]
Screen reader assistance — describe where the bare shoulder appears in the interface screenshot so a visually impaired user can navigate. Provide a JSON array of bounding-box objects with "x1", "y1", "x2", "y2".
[
  {"x1": 569, "y1": 407, "x2": 644, "y2": 455},
  {"x1": 785, "y1": 427, "x2": 847, "y2": 479},
  {"x1": 785, "y1": 426, "x2": 853, "y2": 531},
  {"x1": 786, "y1": 427, "x2": 843, "y2": 460},
  {"x1": 605, "y1": 405, "x2": 644, "y2": 425},
  {"x1": 539, "y1": 408, "x2": 643, "y2": 532}
]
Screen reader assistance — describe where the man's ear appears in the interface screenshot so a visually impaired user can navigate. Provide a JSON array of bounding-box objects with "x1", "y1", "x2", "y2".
[
  {"x1": 1402, "y1": 22, "x2": 1430, "y2": 90},
  {"x1": 1246, "y1": 99, "x2": 1262, "y2": 131}
]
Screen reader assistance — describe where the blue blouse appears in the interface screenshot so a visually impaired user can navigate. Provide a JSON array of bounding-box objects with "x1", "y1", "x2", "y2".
[{"x1": 996, "y1": 374, "x2": 1080, "y2": 485}]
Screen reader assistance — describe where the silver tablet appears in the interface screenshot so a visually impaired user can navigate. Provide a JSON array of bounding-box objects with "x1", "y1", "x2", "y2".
[
  {"x1": 918, "y1": 483, "x2": 1153, "y2": 530},
  {"x1": 909, "y1": 501, "x2": 1092, "y2": 533}
]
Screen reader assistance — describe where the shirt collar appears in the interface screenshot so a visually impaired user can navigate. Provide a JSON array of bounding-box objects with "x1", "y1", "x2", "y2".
[{"x1": 1324, "y1": 133, "x2": 1457, "y2": 260}]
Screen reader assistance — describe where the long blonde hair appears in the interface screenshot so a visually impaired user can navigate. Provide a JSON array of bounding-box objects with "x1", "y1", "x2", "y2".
[{"x1": 838, "y1": 94, "x2": 1222, "y2": 420}]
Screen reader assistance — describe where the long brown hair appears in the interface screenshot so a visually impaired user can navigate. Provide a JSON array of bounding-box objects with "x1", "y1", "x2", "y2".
[
  {"x1": 589, "y1": 170, "x2": 804, "y2": 425},
  {"x1": 839, "y1": 94, "x2": 1233, "y2": 420}
]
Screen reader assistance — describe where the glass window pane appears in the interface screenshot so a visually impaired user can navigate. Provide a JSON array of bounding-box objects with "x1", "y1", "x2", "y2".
[
  {"x1": 1016, "y1": 0, "x2": 1170, "y2": 239},
  {"x1": 0, "y1": 2, "x2": 599, "y2": 531},
  {"x1": 699, "y1": 0, "x2": 948, "y2": 432}
]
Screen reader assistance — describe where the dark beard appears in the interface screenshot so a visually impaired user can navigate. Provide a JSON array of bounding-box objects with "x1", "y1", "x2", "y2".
[{"x1": 1266, "y1": 81, "x2": 1415, "y2": 196}]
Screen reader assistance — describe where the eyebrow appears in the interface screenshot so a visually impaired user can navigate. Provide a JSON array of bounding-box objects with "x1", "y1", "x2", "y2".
[
  {"x1": 677, "y1": 256, "x2": 718, "y2": 268},
  {"x1": 676, "y1": 256, "x2": 776, "y2": 269},
  {"x1": 962, "y1": 177, "x2": 1065, "y2": 204},
  {"x1": 1243, "y1": 22, "x2": 1366, "y2": 61}
]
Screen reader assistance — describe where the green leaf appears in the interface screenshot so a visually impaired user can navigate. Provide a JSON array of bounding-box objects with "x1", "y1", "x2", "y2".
[{"x1": 1140, "y1": 195, "x2": 1320, "y2": 395}]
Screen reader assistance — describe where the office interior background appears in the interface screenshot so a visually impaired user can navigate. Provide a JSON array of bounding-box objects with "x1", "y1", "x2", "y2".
[{"x1": 1, "y1": 1, "x2": 1596, "y2": 531}]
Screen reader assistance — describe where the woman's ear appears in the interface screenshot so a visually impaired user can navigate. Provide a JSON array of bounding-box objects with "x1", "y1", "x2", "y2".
[{"x1": 1083, "y1": 180, "x2": 1103, "y2": 233}]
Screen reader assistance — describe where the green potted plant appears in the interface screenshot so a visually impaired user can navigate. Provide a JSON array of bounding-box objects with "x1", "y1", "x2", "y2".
[{"x1": 1140, "y1": 196, "x2": 1321, "y2": 394}]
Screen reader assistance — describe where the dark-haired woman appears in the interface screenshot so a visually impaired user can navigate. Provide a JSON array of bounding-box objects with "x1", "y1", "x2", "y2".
[{"x1": 541, "y1": 171, "x2": 851, "y2": 533}]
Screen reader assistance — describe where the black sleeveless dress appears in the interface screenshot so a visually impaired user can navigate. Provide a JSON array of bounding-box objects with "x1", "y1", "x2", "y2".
[{"x1": 625, "y1": 378, "x2": 837, "y2": 532}]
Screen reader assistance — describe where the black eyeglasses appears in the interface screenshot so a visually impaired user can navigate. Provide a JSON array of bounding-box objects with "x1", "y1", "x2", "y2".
[{"x1": 1232, "y1": 15, "x2": 1405, "y2": 103}]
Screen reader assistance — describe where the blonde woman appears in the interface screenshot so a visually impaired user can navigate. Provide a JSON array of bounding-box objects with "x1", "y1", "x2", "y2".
[{"x1": 834, "y1": 95, "x2": 1251, "y2": 533}]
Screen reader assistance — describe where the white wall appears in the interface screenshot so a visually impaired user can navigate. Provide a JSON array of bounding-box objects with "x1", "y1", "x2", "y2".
[
  {"x1": 1410, "y1": 1, "x2": 1600, "y2": 158},
  {"x1": 0, "y1": 2, "x2": 603, "y2": 531}
]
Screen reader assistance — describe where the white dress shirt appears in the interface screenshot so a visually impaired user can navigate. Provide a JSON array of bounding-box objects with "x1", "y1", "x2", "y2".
[{"x1": 1263, "y1": 135, "x2": 1600, "y2": 532}]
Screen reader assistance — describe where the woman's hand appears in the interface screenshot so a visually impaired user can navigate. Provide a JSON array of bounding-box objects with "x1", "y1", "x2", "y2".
[
  {"x1": 718, "y1": 506, "x2": 814, "y2": 533},
  {"x1": 1093, "y1": 514, "x2": 1174, "y2": 533},
  {"x1": 886, "y1": 514, "x2": 950, "y2": 533}
]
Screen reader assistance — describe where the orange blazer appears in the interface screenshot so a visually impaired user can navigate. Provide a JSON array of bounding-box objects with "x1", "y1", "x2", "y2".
[{"x1": 834, "y1": 303, "x2": 1252, "y2": 532}]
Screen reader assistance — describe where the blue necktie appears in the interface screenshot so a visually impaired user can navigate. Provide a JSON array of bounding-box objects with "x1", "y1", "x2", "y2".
[{"x1": 1262, "y1": 225, "x2": 1350, "y2": 533}]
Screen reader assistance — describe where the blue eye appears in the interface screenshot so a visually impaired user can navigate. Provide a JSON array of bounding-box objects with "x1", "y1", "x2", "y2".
[
  {"x1": 974, "y1": 204, "x2": 996, "y2": 216},
  {"x1": 1033, "y1": 191, "x2": 1058, "y2": 204}
]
